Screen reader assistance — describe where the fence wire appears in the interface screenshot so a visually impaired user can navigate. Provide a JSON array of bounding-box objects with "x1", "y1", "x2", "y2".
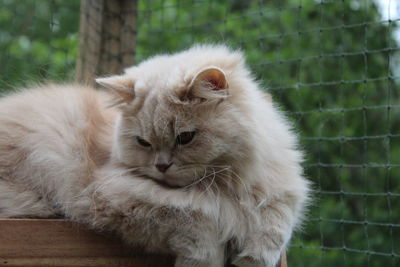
[{"x1": 0, "y1": 0, "x2": 399, "y2": 266}]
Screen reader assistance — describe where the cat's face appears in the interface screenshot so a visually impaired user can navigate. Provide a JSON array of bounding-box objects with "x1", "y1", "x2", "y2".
[{"x1": 97, "y1": 60, "x2": 251, "y2": 187}]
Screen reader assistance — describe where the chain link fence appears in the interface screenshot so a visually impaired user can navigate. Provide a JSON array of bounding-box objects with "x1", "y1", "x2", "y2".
[{"x1": 1, "y1": 0, "x2": 400, "y2": 266}]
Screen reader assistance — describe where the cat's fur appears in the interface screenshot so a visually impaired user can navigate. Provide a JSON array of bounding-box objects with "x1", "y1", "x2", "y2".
[{"x1": 0, "y1": 45, "x2": 309, "y2": 267}]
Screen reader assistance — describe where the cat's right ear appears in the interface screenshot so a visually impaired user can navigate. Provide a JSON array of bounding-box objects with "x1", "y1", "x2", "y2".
[{"x1": 95, "y1": 75, "x2": 135, "y2": 105}]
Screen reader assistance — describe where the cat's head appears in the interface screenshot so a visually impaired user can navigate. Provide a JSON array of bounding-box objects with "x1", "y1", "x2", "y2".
[{"x1": 96, "y1": 45, "x2": 255, "y2": 188}]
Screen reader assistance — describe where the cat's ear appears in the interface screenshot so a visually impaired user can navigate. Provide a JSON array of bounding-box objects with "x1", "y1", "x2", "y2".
[
  {"x1": 95, "y1": 75, "x2": 135, "y2": 104},
  {"x1": 180, "y1": 66, "x2": 228, "y2": 102},
  {"x1": 190, "y1": 66, "x2": 228, "y2": 91}
]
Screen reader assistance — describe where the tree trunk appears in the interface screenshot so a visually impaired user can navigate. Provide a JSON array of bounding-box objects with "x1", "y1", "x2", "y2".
[{"x1": 76, "y1": 0, "x2": 137, "y2": 86}]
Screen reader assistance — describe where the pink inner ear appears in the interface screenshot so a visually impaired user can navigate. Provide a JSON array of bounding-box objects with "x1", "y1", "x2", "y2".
[
  {"x1": 190, "y1": 67, "x2": 228, "y2": 93},
  {"x1": 208, "y1": 77, "x2": 224, "y2": 90},
  {"x1": 206, "y1": 72, "x2": 226, "y2": 91}
]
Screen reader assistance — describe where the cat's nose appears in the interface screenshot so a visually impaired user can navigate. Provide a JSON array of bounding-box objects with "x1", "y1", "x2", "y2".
[{"x1": 155, "y1": 163, "x2": 172, "y2": 173}]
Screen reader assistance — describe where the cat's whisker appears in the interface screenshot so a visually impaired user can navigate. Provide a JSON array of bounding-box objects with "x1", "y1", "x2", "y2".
[
  {"x1": 226, "y1": 170, "x2": 249, "y2": 191},
  {"x1": 213, "y1": 167, "x2": 248, "y2": 196},
  {"x1": 199, "y1": 168, "x2": 217, "y2": 198},
  {"x1": 182, "y1": 167, "x2": 209, "y2": 189},
  {"x1": 184, "y1": 166, "x2": 229, "y2": 192},
  {"x1": 175, "y1": 164, "x2": 231, "y2": 172},
  {"x1": 219, "y1": 170, "x2": 251, "y2": 201}
]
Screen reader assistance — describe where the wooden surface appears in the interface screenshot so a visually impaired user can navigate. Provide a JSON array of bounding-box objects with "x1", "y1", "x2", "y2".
[
  {"x1": 0, "y1": 219, "x2": 174, "y2": 267},
  {"x1": 76, "y1": 0, "x2": 137, "y2": 86},
  {"x1": 0, "y1": 219, "x2": 287, "y2": 267},
  {"x1": 278, "y1": 249, "x2": 287, "y2": 267}
]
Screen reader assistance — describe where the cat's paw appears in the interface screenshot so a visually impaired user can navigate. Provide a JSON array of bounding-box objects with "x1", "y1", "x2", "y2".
[
  {"x1": 232, "y1": 249, "x2": 281, "y2": 267},
  {"x1": 234, "y1": 227, "x2": 286, "y2": 267},
  {"x1": 169, "y1": 232, "x2": 225, "y2": 267}
]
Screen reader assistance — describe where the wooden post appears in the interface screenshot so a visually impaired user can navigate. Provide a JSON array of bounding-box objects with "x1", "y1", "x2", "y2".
[
  {"x1": 278, "y1": 250, "x2": 287, "y2": 267},
  {"x1": 76, "y1": 0, "x2": 137, "y2": 86}
]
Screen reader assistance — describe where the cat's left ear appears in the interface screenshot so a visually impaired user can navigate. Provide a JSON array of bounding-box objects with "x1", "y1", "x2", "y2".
[
  {"x1": 182, "y1": 66, "x2": 228, "y2": 102},
  {"x1": 190, "y1": 66, "x2": 228, "y2": 91},
  {"x1": 95, "y1": 75, "x2": 135, "y2": 104}
]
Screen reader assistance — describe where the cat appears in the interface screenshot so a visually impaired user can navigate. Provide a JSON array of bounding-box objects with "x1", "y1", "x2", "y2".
[{"x1": 0, "y1": 44, "x2": 310, "y2": 267}]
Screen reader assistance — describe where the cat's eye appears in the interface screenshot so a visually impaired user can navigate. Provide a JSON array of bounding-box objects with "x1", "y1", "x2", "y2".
[
  {"x1": 176, "y1": 131, "x2": 196, "y2": 146},
  {"x1": 136, "y1": 136, "x2": 151, "y2": 147}
]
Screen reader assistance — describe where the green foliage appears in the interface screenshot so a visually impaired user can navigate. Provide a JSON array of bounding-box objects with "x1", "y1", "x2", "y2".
[
  {"x1": 0, "y1": 0, "x2": 79, "y2": 91},
  {"x1": 0, "y1": 0, "x2": 399, "y2": 266}
]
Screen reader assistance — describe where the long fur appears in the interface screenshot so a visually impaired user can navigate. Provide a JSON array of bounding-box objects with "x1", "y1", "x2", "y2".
[{"x1": 0, "y1": 45, "x2": 310, "y2": 267}]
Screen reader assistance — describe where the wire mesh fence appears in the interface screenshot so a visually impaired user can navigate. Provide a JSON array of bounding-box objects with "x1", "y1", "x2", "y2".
[{"x1": 1, "y1": 0, "x2": 400, "y2": 266}]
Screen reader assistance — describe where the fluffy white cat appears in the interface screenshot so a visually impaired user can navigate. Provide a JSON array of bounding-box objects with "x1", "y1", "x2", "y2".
[{"x1": 0, "y1": 45, "x2": 309, "y2": 267}]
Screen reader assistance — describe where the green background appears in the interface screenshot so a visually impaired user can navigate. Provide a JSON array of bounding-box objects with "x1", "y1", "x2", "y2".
[{"x1": 0, "y1": 0, "x2": 399, "y2": 266}]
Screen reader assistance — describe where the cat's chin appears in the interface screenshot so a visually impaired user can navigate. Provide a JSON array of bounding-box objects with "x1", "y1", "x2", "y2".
[{"x1": 142, "y1": 175, "x2": 193, "y2": 189}]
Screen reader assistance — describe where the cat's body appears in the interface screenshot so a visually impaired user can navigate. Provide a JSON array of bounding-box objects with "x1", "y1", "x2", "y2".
[{"x1": 0, "y1": 45, "x2": 309, "y2": 267}]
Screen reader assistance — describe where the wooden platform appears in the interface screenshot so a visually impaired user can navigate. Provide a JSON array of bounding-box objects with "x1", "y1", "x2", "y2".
[
  {"x1": 0, "y1": 219, "x2": 174, "y2": 267},
  {"x1": 0, "y1": 219, "x2": 287, "y2": 267}
]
